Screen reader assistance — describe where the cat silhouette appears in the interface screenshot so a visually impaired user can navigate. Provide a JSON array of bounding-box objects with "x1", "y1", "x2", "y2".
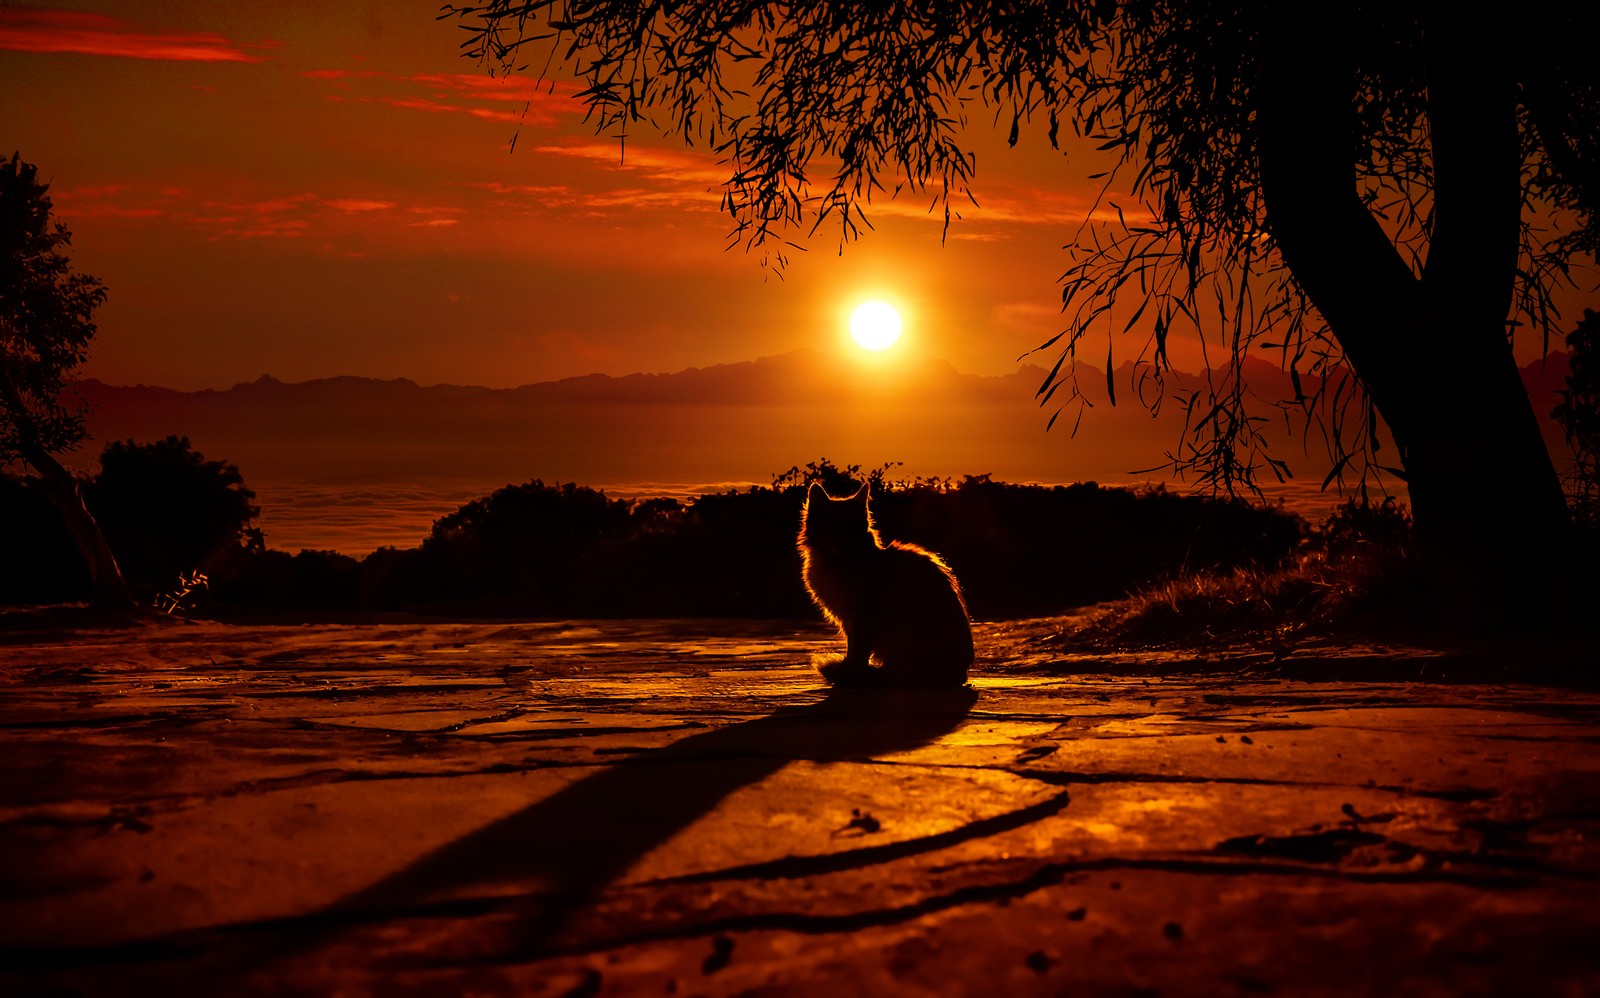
[{"x1": 799, "y1": 482, "x2": 973, "y2": 688}]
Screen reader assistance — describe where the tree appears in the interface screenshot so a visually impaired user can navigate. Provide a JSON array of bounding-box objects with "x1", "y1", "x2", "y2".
[
  {"x1": 84, "y1": 436, "x2": 263, "y2": 599},
  {"x1": 0, "y1": 152, "x2": 132, "y2": 609},
  {"x1": 440, "y1": 1, "x2": 1597, "y2": 600},
  {"x1": 1553, "y1": 309, "x2": 1600, "y2": 527}
]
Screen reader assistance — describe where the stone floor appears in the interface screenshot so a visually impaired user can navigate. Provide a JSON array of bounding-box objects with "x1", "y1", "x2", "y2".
[{"x1": 2, "y1": 617, "x2": 1598, "y2": 995}]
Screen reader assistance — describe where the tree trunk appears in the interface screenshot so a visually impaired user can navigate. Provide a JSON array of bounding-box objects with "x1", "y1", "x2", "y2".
[
  {"x1": 19, "y1": 452, "x2": 134, "y2": 611},
  {"x1": 1406, "y1": 12, "x2": 1570, "y2": 586},
  {"x1": 1257, "y1": 9, "x2": 1570, "y2": 614},
  {"x1": 1, "y1": 363, "x2": 134, "y2": 610}
]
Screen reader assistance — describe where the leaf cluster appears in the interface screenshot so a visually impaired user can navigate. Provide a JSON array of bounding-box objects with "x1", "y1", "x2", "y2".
[
  {"x1": 0, "y1": 152, "x2": 105, "y2": 468},
  {"x1": 0, "y1": 436, "x2": 262, "y2": 604},
  {"x1": 442, "y1": 1, "x2": 1100, "y2": 265},
  {"x1": 200, "y1": 472, "x2": 1301, "y2": 619},
  {"x1": 1554, "y1": 309, "x2": 1600, "y2": 524},
  {"x1": 84, "y1": 436, "x2": 263, "y2": 599},
  {"x1": 439, "y1": 2, "x2": 1599, "y2": 493}
]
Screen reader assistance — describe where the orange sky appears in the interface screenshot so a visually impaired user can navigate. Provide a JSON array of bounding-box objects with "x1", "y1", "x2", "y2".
[{"x1": 1, "y1": 1, "x2": 1149, "y2": 391}]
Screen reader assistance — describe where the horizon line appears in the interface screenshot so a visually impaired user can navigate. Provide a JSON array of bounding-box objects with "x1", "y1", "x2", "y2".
[{"x1": 76, "y1": 344, "x2": 1565, "y2": 395}]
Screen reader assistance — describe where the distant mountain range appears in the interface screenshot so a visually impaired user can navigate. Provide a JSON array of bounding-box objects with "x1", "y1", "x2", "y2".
[
  {"x1": 73, "y1": 347, "x2": 1572, "y2": 489},
  {"x1": 66, "y1": 348, "x2": 1573, "y2": 553}
]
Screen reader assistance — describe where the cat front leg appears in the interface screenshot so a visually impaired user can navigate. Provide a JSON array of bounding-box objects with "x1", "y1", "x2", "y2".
[
  {"x1": 819, "y1": 619, "x2": 880, "y2": 686},
  {"x1": 818, "y1": 657, "x2": 879, "y2": 687},
  {"x1": 842, "y1": 622, "x2": 874, "y2": 669}
]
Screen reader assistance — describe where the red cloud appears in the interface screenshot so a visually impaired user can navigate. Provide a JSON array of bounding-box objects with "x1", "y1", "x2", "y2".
[
  {"x1": 533, "y1": 141, "x2": 726, "y2": 186},
  {"x1": 408, "y1": 73, "x2": 577, "y2": 105},
  {"x1": 863, "y1": 183, "x2": 1145, "y2": 228},
  {"x1": 536, "y1": 140, "x2": 1141, "y2": 230},
  {"x1": 302, "y1": 69, "x2": 581, "y2": 128},
  {"x1": 326, "y1": 199, "x2": 395, "y2": 213},
  {"x1": 54, "y1": 182, "x2": 470, "y2": 245},
  {"x1": 0, "y1": 6, "x2": 269, "y2": 62}
]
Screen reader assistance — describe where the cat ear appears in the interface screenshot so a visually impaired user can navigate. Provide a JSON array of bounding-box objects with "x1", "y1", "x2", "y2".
[
  {"x1": 852, "y1": 482, "x2": 870, "y2": 502},
  {"x1": 807, "y1": 482, "x2": 827, "y2": 504}
]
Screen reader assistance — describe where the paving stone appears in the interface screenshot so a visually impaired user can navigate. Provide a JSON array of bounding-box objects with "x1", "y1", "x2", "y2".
[{"x1": 1, "y1": 617, "x2": 1597, "y2": 994}]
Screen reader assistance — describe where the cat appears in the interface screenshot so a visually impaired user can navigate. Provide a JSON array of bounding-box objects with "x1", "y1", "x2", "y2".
[{"x1": 798, "y1": 481, "x2": 974, "y2": 688}]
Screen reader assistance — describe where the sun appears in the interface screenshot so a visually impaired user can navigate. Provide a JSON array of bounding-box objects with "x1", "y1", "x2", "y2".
[{"x1": 849, "y1": 301, "x2": 903, "y2": 351}]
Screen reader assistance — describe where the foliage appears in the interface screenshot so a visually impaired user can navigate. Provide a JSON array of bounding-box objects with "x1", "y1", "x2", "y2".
[
  {"x1": 1308, "y1": 489, "x2": 1415, "y2": 563},
  {"x1": 153, "y1": 570, "x2": 209, "y2": 616},
  {"x1": 177, "y1": 464, "x2": 1299, "y2": 619},
  {"x1": 0, "y1": 152, "x2": 106, "y2": 467},
  {"x1": 771, "y1": 458, "x2": 903, "y2": 494},
  {"x1": 214, "y1": 548, "x2": 363, "y2": 613},
  {"x1": 1554, "y1": 309, "x2": 1600, "y2": 526},
  {"x1": 82, "y1": 436, "x2": 262, "y2": 600},
  {"x1": 3, "y1": 448, "x2": 1315, "y2": 618},
  {"x1": 1070, "y1": 493, "x2": 1419, "y2": 649},
  {"x1": 1, "y1": 436, "x2": 260, "y2": 606},
  {"x1": 439, "y1": 2, "x2": 1598, "y2": 503},
  {"x1": 0, "y1": 474, "x2": 88, "y2": 603},
  {"x1": 0, "y1": 152, "x2": 133, "y2": 608},
  {"x1": 406, "y1": 480, "x2": 640, "y2": 611}
]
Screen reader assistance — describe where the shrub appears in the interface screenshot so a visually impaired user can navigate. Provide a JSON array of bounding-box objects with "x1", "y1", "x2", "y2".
[
  {"x1": 84, "y1": 436, "x2": 260, "y2": 599},
  {"x1": 0, "y1": 475, "x2": 88, "y2": 603},
  {"x1": 1068, "y1": 492, "x2": 1420, "y2": 649}
]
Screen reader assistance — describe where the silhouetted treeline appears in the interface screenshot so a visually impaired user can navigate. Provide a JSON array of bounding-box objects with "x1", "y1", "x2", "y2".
[{"x1": 3, "y1": 452, "x2": 1308, "y2": 619}]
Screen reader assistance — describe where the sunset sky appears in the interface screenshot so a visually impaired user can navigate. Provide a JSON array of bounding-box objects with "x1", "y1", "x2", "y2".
[{"x1": 2, "y1": 1, "x2": 1134, "y2": 391}]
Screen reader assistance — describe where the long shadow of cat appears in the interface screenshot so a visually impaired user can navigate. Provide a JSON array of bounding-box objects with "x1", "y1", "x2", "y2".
[{"x1": 244, "y1": 684, "x2": 978, "y2": 976}]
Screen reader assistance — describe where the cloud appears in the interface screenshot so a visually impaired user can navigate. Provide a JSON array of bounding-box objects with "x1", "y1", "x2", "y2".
[
  {"x1": 53, "y1": 185, "x2": 457, "y2": 242},
  {"x1": 326, "y1": 199, "x2": 396, "y2": 213},
  {"x1": 534, "y1": 141, "x2": 726, "y2": 186},
  {"x1": 0, "y1": 6, "x2": 270, "y2": 62},
  {"x1": 302, "y1": 68, "x2": 373, "y2": 81},
  {"x1": 302, "y1": 68, "x2": 583, "y2": 129},
  {"x1": 410, "y1": 73, "x2": 575, "y2": 105},
  {"x1": 530, "y1": 142, "x2": 1145, "y2": 230},
  {"x1": 499, "y1": 141, "x2": 728, "y2": 214},
  {"x1": 850, "y1": 182, "x2": 1144, "y2": 229}
]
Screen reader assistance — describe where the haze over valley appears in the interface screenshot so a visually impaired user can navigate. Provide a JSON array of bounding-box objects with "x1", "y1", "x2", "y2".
[{"x1": 71, "y1": 348, "x2": 1574, "y2": 554}]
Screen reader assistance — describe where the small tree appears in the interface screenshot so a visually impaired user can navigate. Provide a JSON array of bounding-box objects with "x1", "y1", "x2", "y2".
[
  {"x1": 84, "y1": 436, "x2": 263, "y2": 599},
  {"x1": 0, "y1": 152, "x2": 131, "y2": 609}
]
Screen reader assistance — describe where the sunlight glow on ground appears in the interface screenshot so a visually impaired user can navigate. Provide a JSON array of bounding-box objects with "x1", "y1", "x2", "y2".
[{"x1": 849, "y1": 301, "x2": 904, "y2": 351}]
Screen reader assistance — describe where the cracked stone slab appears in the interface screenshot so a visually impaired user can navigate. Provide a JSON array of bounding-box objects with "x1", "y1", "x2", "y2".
[{"x1": 1, "y1": 617, "x2": 1598, "y2": 995}]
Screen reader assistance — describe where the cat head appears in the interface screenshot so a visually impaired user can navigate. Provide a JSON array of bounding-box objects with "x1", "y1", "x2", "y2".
[{"x1": 801, "y1": 482, "x2": 878, "y2": 549}]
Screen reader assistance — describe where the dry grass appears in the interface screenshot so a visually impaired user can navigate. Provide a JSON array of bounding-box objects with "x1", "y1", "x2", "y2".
[{"x1": 1068, "y1": 497, "x2": 1421, "y2": 652}]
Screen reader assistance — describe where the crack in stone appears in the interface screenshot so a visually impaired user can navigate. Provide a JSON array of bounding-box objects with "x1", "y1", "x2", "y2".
[
  {"x1": 430, "y1": 709, "x2": 528, "y2": 733},
  {"x1": 0, "y1": 713, "x2": 202, "y2": 732},
  {"x1": 0, "y1": 760, "x2": 614, "y2": 827},
  {"x1": 852, "y1": 757, "x2": 1499, "y2": 802},
  {"x1": 0, "y1": 747, "x2": 1509, "y2": 838},
  {"x1": 8, "y1": 840, "x2": 1590, "y2": 976},
  {"x1": 344, "y1": 852, "x2": 1584, "y2": 969},
  {"x1": 650, "y1": 789, "x2": 1076, "y2": 885}
]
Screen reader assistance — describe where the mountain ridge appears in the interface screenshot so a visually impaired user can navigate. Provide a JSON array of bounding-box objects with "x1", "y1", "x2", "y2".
[
  {"x1": 78, "y1": 347, "x2": 1570, "y2": 410},
  {"x1": 67, "y1": 348, "x2": 1572, "y2": 496}
]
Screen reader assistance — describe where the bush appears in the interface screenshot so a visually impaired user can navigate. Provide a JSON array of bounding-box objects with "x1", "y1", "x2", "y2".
[
  {"x1": 1, "y1": 436, "x2": 260, "y2": 607},
  {"x1": 0, "y1": 475, "x2": 89, "y2": 603},
  {"x1": 1554, "y1": 308, "x2": 1600, "y2": 528},
  {"x1": 212, "y1": 548, "x2": 362, "y2": 612},
  {"x1": 83, "y1": 436, "x2": 260, "y2": 600},
  {"x1": 1067, "y1": 492, "x2": 1421, "y2": 649},
  {"x1": 332, "y1": 464, "x2": 1304, "y2": 620}
]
